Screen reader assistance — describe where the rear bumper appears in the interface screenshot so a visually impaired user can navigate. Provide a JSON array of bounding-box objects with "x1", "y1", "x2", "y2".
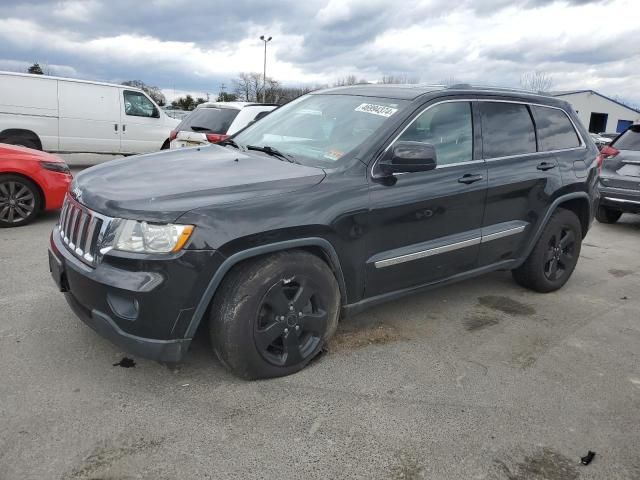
[{"x1": 599, "y1": 186, "x2": 640, "y2": 214}]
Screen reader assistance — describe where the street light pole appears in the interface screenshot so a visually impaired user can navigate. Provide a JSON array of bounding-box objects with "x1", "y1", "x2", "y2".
[{"x1": 259, "y1": 35, "x2": 272, "y2": 103}]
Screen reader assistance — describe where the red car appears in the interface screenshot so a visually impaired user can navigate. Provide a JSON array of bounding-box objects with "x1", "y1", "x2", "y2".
[{"x1": 0, "y1": 143, "x2": 72, "y2": 227}]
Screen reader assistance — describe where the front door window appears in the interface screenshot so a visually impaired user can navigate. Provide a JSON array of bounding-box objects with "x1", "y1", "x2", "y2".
[{"x1": 123, "y1": 90, "x2": 157, "y2": 118}]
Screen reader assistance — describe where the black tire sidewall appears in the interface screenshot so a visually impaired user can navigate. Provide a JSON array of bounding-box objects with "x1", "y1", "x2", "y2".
[
  {"x1": 536, "y1": 210, "x2": 582, "y2": 290},
  {"x1": 0, "y1": 174, "x2": 41, "y2": 227},
  {"x1": 210, "y1": 251, "x2": 340, "y2": 379},
  {"x1": 514, "y1": 209, "x2": 582, "y2": 292}
]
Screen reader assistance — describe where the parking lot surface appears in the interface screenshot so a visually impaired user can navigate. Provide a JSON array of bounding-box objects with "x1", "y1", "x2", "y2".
[{"x1": 1, "y1": 180, "x2": 639, "y2": 479}]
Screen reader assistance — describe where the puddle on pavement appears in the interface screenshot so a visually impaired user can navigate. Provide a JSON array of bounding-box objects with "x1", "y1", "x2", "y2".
[
  {"x1": 464, "y1": 312, "x2": 501, "y2": 332},
  {"x1": 608, "y1": 268, "x2": 634, "y2": 278},
  {"x1": 493, "y1": 447, "x2": 579, "y2": 480},
  {"x1": 478, "y1": 295, "x2": 536, "y2": 316}
]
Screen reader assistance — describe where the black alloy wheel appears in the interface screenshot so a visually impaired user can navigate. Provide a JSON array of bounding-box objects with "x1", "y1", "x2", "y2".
[
  {"x1": 255, "y1": 277, "x2": 329, "y2": 367},
  {"x1": 543, "y1": 226, "x2": 576, "y2": 281}
]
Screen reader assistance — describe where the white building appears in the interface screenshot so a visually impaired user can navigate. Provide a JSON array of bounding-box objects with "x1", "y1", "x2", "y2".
[{"x1": 551, "y1": 90, "x2": 640, "y2": 134}]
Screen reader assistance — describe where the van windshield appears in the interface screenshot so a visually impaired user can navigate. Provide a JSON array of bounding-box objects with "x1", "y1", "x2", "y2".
[{"x1": 233, "y1": 94, "x2": 408, "y2": 167}]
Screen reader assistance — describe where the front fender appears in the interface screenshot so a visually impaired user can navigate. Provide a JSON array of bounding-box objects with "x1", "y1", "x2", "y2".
[{"x1": 183, "y1": 237, "x2": 347, "y2": 339}]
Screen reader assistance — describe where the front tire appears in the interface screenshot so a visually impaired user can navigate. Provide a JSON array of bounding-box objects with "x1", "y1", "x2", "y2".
[
  {"x1": 0, "y1": 175, "x2": 40, "y2": 227},
  {"x1": 209, "y1": 250, "x2": 340, "y2": 379},
  {"x1": 596, "y1": 206, "x2": 622, "y2": 224},
  {"x1": 512, "y1": 208, "x2": 582, "y2": 293}
]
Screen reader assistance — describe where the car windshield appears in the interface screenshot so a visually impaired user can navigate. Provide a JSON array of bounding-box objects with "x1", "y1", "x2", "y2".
[{"x1": 232, "y1": 94, "x2": 408, "y2": 167}]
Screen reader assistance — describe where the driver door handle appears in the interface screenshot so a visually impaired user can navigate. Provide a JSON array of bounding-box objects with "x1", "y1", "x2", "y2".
[
  {"x1": 458, "y1": 173, "x2": 484, "y2": 184},
  {"x1": 537, "y1": 161, "x2": 557, "y2": 171}
]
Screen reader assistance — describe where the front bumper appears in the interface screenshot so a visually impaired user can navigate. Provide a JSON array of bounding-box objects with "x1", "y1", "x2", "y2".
[
  {"x1": 598, "y1": 186, "x2": 640, "y2": 214},
  {"x1": 49, "y1": 227, "x2": 223, "y2": 362}
]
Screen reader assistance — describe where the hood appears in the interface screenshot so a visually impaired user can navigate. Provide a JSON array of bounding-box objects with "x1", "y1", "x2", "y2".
[
  {"x1": 73, "y1": 145, "x2": 325, "y2": 223},
  {"x1": 0, "y1": 143, "x2": 63, "y2": 162}
]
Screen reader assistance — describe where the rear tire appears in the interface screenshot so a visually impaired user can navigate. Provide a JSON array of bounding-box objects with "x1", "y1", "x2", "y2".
[
  {"x1": 0, "y1": 174, "x2": 41, "y2": 227},
  {"x1": 512, "y1": 208, "x2": 582, "y2": 293},
  {"x1": 596, "y1": 206, "x2": 622, "y2": 224},
  {"x1": 209, "y1": 250, "x2": 340, "y2": 379}
]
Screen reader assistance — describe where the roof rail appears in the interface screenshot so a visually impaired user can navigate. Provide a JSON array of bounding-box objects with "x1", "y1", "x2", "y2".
[
  {"x1": 413, "y1": 82, "x2": 550, "y2": 96},
  {"x1": 446, "y1": 83, "x2": 551, "y2": 96}
]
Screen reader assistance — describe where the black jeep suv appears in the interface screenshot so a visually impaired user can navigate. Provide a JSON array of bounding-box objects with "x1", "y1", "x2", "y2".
[
  {"x1": 49, "y1": 85, "x2": 599, "y2": 379},
  {"x1": 596, "y1": 124, "x2": 640, "y2": 223}
]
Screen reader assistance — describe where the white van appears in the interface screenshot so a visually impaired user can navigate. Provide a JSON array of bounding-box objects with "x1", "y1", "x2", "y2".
[{"x1": 0, "y1": 71, "x2": 179, "y2": 155}]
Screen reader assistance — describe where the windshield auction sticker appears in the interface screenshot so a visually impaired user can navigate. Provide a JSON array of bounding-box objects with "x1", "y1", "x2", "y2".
[{"x1": 355, "y1": 103, "x2": 398, "y2": 117}]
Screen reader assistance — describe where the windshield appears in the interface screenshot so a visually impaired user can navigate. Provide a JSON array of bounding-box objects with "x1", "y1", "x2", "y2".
[
  {"x1": 613, "y1": 125, "x2": 640, "y2": 151},
  {"x1": 232, "y1": 94, "x2": 408, "y2": 167},
  {"x1": 177, "y1": 107, "x2": 240, "y2": 134}
]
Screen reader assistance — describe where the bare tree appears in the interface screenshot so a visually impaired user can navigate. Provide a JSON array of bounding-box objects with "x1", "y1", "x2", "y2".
[
  {"x1": 612, "y1": 95, "x2": 640, "y2": 111},
  {"x1": 520, "y1": 71, "x2": 554, "y2": 93},
  {"x1": 233, "y1": 72, "x2": 285, "y2": 103},
  {"x1": 233, "y1": 72, "x2": 262, "y2": 102},
  {"x1": 438, "y1": 76, "x2": 462, "y2": 87},
  {"x1": 333, "y1": 75, "x2": 368, "y2": 87},
  {"x1": 380, "y1": 74, "x2": 420, "y2": 84},
  {"x1": 122, "y1": 80, "x2": 167, "y2": 106}
]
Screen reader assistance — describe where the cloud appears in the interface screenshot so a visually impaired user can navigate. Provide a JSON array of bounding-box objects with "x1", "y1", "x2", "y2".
[
  {"x1": 0, "y1": 0, "x2": 637, "y2": 104},
  {"x1": 52, "y1": 0, "x2": 101, "y2": 22}
]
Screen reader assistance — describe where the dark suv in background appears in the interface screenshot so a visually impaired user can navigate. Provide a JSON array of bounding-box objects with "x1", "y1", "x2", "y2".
[
  {"x1": 596, "y1": 124, "x2": 640, "y2": 223},
  {"x1": 48, "y1": 85, "x2": 599, "y2": 379}
]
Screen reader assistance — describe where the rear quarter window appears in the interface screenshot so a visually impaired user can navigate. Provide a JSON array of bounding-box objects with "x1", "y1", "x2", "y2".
[
  {"x1": 613, "y1": 126, "x2": 640, "y2": 151},
  {"x1": 479, "y1": 102, "x2": 536, "y2": 158},
  {"x1": 177, "y1": 107, "x2": 240, "y2": 134},
  {"x1": 531, "y1": 106, "x2": 581, "y2": 151}
]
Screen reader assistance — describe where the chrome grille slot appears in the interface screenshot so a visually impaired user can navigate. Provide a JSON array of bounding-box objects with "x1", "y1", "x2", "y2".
[{"x1": 57, "y1": 195, "x2": 108, "y2": 266}]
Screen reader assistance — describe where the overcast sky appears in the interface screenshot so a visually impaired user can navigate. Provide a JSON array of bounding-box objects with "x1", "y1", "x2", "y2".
[{"x1": 0, "y1": 0, "x2": 638, "y2": 104}]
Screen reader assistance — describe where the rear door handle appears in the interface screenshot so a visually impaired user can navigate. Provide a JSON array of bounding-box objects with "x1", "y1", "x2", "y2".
[
  {"x1": 458, "y1": 173, "x2": 484, "y2": 184},
  {"x1": 114, "y1": 123, "x2": 118, "y2": 132},
  {"x1": 537, "y1": 161, "x2": 557, "y2": 171}
]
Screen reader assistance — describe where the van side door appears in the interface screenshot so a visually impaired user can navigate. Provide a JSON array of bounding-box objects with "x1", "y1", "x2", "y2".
[
  {"x1": 120, "y1": 90, "x2": 168, "y2": 154},
  {"x1": 58, "y1": 82, "x2": 121, "y2": 154},
  {"x1": 365, "y1": 100, "x2": 488, "y2": 297}
]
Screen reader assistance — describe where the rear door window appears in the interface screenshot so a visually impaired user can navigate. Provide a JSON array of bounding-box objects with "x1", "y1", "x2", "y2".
[
  {"x1": 480, "y1": 102, "x2": 536, "y2": 158},
  {"x1": 177, "y1": 107, "x2": 240, "y2": 134},
  {"x1": 613, "y1": 125, "x2": 640, "y2": 151},
  {"x1": 531, "y1": 106, "x2": 581, "y2": 151}
]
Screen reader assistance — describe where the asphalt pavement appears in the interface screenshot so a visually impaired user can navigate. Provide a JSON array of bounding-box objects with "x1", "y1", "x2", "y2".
[{"x1": 1, "y1": 163, "x2": 639, "y2": 479}]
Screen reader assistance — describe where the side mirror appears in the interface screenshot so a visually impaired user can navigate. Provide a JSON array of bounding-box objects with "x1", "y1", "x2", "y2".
[
  {"x1": 379, "y1": 141, "x2": 437, "y2": 175},
  {"x1": 152, "y1": 107, "x2": 160, "y2": 119}
]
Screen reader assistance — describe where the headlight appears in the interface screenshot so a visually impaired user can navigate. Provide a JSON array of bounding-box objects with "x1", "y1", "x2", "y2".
[
  {"x1": 111, "y1": 220, "x2": 194, "y2": 253},
  {"x1": 41, "y1": 161, "x2": 71, "y2": 174}
]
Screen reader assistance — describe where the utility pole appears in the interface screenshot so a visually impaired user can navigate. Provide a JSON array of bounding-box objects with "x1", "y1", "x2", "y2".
[{"x1": 259, "y1": 35, "x2": 272, "y2": 103}]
